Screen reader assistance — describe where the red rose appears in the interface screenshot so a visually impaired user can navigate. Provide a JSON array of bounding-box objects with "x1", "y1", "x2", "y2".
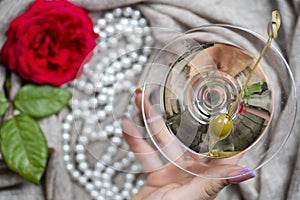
[{"x1": 0, "y1": 0, "x2": 99, "y2": 86}]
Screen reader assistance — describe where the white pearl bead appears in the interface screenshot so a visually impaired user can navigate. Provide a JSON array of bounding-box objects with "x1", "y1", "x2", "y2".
[
  {"x1": 76, "y1": 153, "x2": 86, "y2": 162},
  {"x1": 143, "y1": 27, "x2": 151, "y2": 35},
  {"x1": 102, "y1": 154, "x2": 112, "y2": 164},
  {"x1": 136, "y1": 179, "x2": 146, "y2": 187},
  {"x1": 79, "y1": 162, "x2": 88, "y2": 171},
  {"x1": 73, "y1": 109, "x2": 82, "y2": 118},
  {"x1": 66, "y1": 114, "x2": 74, "y2": 122},
  {"x1": 102, "y1": 173, "x2": 111, "y2": 180},
  {"x1": 112, "y1": 162, "x2": 123, "y2": 170},
  {"x1": 121, "y1": 190, "x2": 130, "y2": 198},
  {"x1": 63, "y1": 155, "x2": 71, "y2": 162},
  {"x1": 124, "y1": 7, "x2": 133, "y2": 17},
  {"x1": 111, "y1": 185, "x2": 119, "y2": 193},
  {"x1": 79, "y1": 136, "x2": 89, "y2": 145},
  {"x1": 90, "y1": 190, "x2": 99, "y2": 198},
  {"x1": 132, "y1": 187, "x2": 139, "y2": 195},
  {"x1": 75, "y1": 144, "x2": 85, "y2": 153},
  {"x1": 94, "y1": 180, "x2": 102, "y2": 189},
  {"x1": 132, "y1": 10, "x2": 141, "y2": 19},
  {"x1": 95, "y1": 162, "x2": 105, "y2": 171},
  {"x1": 63, "y1": 144, "x2": 71, "y2": 153},
  {"x1": 107, "y1": 87, "x2": 115, "y2": 96},
  {"x1": 77, "y1": 80, "x2": 86, "y2": 90},
  {"x1": 143, "y1": 46, "x2": 152, "y2": 55},
  {"x1": 99, "y1": 31, "x2": 108, "y2": 41},
  {"x1": 115, "y1": 23, "x2": 123, "y2": 32},
  {"x1": 97, "y1": 94, "x2": 108, "y2": 105},
  {"x1": 105, "y1": 125, "x2": 114, "y2": 134},
  {"x1": 104, "y1": 105, "x2": 113, "y2": 113},
  {"x1": 125, "y1": 173, "x2": 135, "y2": 182},
  {"x1": 134, "y1": 27, "x2": 143, "y2": 36},
  {"x1": 113, "y1": 8, "x2": 122, "y2": 17},
  {"x1": 105, "y1": 168, "x2": 115, "y2": 175},
  {"x1": 93, "y1": 170, "x2": 102, "y2": 179},
  {"x1": 103, "y1": 181, "x2": 111, "y2": 188},
  {"x1": 116, "y1": 73, "x2": 124, "y2": 80},
  {"x1": 84, "y1": 83, "x2": 94, "y2": 95},
  {"x1": 96, "y1": 196, "x2": 105, "y2": 200},
  {"x1": 107, "y1": 145, "x2": 117, "y2": 154},
  {"x1": 97, "y1": 19, "x2": 107, "y2": 28},
  {"x1": 125, "y1": 26, "x2": 133, "y2": 33},
  {"x1": 105, "y1": 13, "x2": 115, "y2": 23},
  {"x1": 139, "y1": 18, "x2": 147, "y2": 27},
  {"x1": 62, "y1": 133, "x2": 71, "y2": 142},
  {"x1": 120, "y1": 18, "x2": 129, "y2": 26},
  {"x1": 62, "y1": 123, "x2": 71, "y2": 131},
  {"x1": 94, "y1": 26, "x2": 100, "y2": 33},
  {"x1": 133, "y1": 64, "x2": 143, "y2": 74},
  {"x1": 114, "y1": 195, "x2": 123, "y2": 200},
  {"x1": 121, "y1": 157, "x2": 131, "y2": 167},
  {"x1": 130, "y1": 19, "x2": 138, "y2": 27},
  {"x1": 134, "y1": 37, "x2": 143, "y2": 46},
  {"x1": 98, "y1": 130, "x2": 108, "y2": 141},
  {"x1": 112, "y1": 61, "x2": 122, "y2": 72},
  {"x1": 127, "y1": 151, "x2": 136, "y2": 161},
  {"x1": 106, "y1": 190, "x2": 114, "y2": 197},
  {"x1": 83, "y1": 127, "x2": 92, "y2": 135},
  {"x1": 85, "y1": 183, "x2": 94, "y2": 192},
  {"x1": 145, "y1": 35, "x2": 154, "y2": 45},
  {"x1": 97, "y1": 110, "x2": 107, "y2": 121},
  {"x1": 71, "y1": 170, "x2": 80, "y2": 179},
  {"x1": 130, "y1": 52, "x2": 138, "y2": 61},
  {"x1": 126, "y1": 44, "x2": 136, "y2": 52},
  {"x1": 130, "y1": 163, "x2": 142, "y2": 172},
  {"x1": 78, "y1": 175, "x2": 87, "y2": 185},
  {"x1": 105, "y1": 25, "x2": 115, "y2": 35},
  {"x1": 66, "y1": 163, "x2": 74, "y2": 171},
  {"x1": 106, "y1": 67, "x2": 115, "y2": 75},
  {"x1": 138, "y1": 55, "x2": 147, "y2": 64},
  {"x1": 121, "y1": 57, "x2": 132, "y2": 69},
  {"x1": 124, "y1": 182, "x2": 133, "y2": 190},
  {"x1": 111, "y1": 136, "x2": 122, "y2": 146},
  {"x1": 84, "y1": 169, "x2": 93, "y2": 178}
]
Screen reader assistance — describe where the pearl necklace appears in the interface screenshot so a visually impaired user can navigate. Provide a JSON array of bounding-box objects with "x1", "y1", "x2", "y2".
[{"x1": 62, "y1": 7, "x2": 153, "y2": 200}]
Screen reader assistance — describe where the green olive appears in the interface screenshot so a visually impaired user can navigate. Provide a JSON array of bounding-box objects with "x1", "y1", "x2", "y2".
[{"x1": 209, "y1": 114, "x2": 233, "y2": 141}]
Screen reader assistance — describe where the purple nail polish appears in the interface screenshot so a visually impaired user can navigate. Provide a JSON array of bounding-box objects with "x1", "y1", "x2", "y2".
[{"x1": 228, "y1": 167, "x2": 256, "y2": 184}]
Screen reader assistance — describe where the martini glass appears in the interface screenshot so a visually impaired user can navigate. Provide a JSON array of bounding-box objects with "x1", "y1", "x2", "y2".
[{"x1": 141, "y1": 23, "x2": 297, "y2": 179}]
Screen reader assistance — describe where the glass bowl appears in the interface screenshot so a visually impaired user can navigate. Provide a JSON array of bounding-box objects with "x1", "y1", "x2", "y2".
[{"x1": 141, "y1": 24, "x2": 297, "y2": 179}]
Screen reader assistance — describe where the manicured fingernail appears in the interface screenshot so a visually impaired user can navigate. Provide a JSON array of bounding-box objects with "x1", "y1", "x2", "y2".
[
  {"x1": 227, "y1": 167, "x2": 255, "y2": 184},
  {"x1": 135, "y1": 87, "x2": 145, "y2": 95}
]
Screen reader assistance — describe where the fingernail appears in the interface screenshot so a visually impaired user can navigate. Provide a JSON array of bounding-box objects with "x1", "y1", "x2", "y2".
[
  {"x1": 135, "y1": 87, "x2": 145, "y2": 95},
  {"x1": 120, "y1": 112, "x2": 131, "y2": 120},
  {"x1": 227, "y1": 167, "x2": 255, "y2": 184}
]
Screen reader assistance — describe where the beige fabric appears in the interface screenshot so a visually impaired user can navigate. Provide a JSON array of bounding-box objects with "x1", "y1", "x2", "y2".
[{"x1": 0, "y1": 0, "x2": 299, "y2": 199}]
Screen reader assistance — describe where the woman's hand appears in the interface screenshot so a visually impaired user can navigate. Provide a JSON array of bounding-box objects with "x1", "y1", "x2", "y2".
[{"x1": 121, "y1": 89, "x2": 255, "y2": 200}]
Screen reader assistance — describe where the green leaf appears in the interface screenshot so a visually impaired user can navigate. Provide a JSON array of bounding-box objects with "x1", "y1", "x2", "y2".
[
  {"x1": 0, "y1": 114, "x2": 48, "y2": 184},
  {"x1": 0, "y1": 93, "x2": 10, "y2": 117},
  {"x1": 14, "y1": 84, "x2": 72, "y2": 118}
]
